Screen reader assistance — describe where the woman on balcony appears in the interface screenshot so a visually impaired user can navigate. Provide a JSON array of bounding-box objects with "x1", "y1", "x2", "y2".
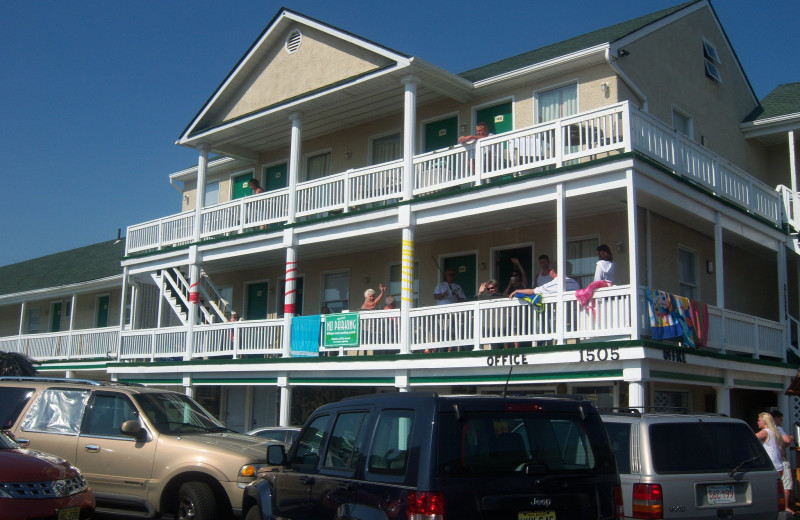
[{"x1": 361, "y1": 284, "x2": 386, "y2": 310}]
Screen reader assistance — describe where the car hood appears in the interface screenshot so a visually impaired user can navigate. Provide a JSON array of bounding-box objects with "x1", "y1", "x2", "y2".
[
  {"x1": 169, "y1": 432, "x2": 276, "y2": 460},
  {"x1": 0, "y1": 448, "x2": 77, "y2": 482}
]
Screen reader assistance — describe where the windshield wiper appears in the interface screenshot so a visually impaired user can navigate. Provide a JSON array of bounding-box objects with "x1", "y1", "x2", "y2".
[{"x1": 728, "y1": 456, "x2": 759, "y2": 477}]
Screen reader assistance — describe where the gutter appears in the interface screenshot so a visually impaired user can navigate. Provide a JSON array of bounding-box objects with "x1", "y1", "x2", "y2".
[{"x1": 606, "y1": 48, "x2": 648, "y2": 112}]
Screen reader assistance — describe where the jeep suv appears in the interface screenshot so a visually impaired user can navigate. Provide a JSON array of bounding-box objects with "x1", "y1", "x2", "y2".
[
  {"x1": 601, "y1": 410, "x2": 783, "y2": 519},
  {"x1": 243, "y1": 392, "x2": 623, "y2": 519},
  {"x1": 0, "y1": 377, "x2": 275, "y2": 519}
]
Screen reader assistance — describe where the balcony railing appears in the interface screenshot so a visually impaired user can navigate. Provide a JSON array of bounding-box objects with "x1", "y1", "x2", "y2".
[
  {"x1": 125, "y1": 102, "x2": 784, "y2": 255},
  {"x1": 6, "y1": 285, "x2": 785, "y2": 364}
]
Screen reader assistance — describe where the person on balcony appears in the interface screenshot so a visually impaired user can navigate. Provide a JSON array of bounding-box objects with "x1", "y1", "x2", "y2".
[
  {"x1": 249, "y1": 178, "x2": 264, "y2": 195},
  {"x1": 361, "y1": 284, "x2": 386, "y2": 310},
  {"x1": 535, "y1": 255, "x2": 553, "y2": 288},
  {"x1": 477, "y1": 280, "x2": 504, "y2": 300},
  {"x1": 594, "y1": 244, "x2": 615, "y2": 284},
  {"x1": 509, "y1": 264, "x2": 579, "y2": 297},
  {"x1": 458, "y1": 122, "x2": 491, "y2": 145},
  {"x1": 434, "y1": 269, "x2": 466, "y2": 305},
  {"x1": 503, "y1": 258, "x2": 529, "y2": 296}
]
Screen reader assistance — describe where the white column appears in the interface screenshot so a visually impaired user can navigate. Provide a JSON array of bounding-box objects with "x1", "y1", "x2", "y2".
[
  {"x1": 789, "y1": 130, "x2": 798, "y2": 227},
  {"x1": 395, "y1": 372, "x2": 410, "y2": 392},
  {"x1": 186, "y1": 247, "x2": 200, "y2": 361},
  {"x1": 627, "y1": 170, "x2": 640, "y2": 339},
  {"x1": 714, "y1": 212, "x2": 725, "y2": 308},
  {"x1": 287, "y1": 113, "x2": 303, "y2": 224},
  {"x1": 117, "y1": 268, "x2": 128, "y2": 361},
  {"x1": 282, "y1": 238, "x2": 297, "y2": 358},
  {"x1": 183, "y1": 375, "x2": 194, "y2": 398},
  {"x1": 555, "y1": 183, "x2": 566, "y2": 344},
  {"x1": 715, "y1": 386, "x2": 732, "y2": 416},
  {"x1": 624, "y1": 364, "x2": 646, "y2": 410},
  {"x1": 193, "y1": 145, "x2": 209, "y2": 242},
  {"x1": 278, "y1": 377, "x2": 292, "y2": 426},
  {"x1": 18, "y1": 302, "x2": 26, "y2": 351},
  {"x1": 778, "y1": 245, "x2": 788, "y2": 362},
  {"x1": 401, "y1": 76, "x2": 418, "y2": 201},
  {"x1": 400, "y1": 225, "x2": 415, "y2": 354},
  {"x1": 645, "y1": 209, "x2": 652, "y2": 288}
]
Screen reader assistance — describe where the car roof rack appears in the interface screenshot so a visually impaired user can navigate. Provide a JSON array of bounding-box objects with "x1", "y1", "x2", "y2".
[
  {"x1": 0, "y1": 376, "x2": 145, "y2": 387},
  {"x1": 599, "y1": 406, "x2": 728, "y2": 417}
]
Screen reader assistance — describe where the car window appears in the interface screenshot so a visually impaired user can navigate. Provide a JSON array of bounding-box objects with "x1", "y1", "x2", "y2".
[
  {"x1": 323, "y1": 411, "x2": 371, "y2": 470},
  {"x1": 291, "y1": 415, "x2": 330, "y2": 469},
  {"x1": 0, "y1": 387, "x2": 35, "y2": 429},
  {"x1": 366, "y1": 409, "x2": 414, "y2": 477},
  {"x1": 134, "y1": 392, "x2": 226, "y2": 434},
  {"x1": 20, "y1": 388, "x2": 90, "y2": 435},
  {"x1": 84, "y1": 392, "x2": 139, "y2": 437},
  {"x1": 649, "y1": 421, "x2": 774, "y2": 474},
  {"x1": 603, "y1": 422, "x2": 631, "y2": 473},
  {"x1": 437, "y1": 411, "x2": 614, "y2": 477},
  {"x1": 257, "y1": 431, "x2": 287, "y2": 443}
]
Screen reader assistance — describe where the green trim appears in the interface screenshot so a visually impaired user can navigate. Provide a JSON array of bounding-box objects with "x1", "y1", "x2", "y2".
[
  {"x1": 289, "y1": 377, "x2": 395, "y2": 385},
  {"x1": 119, "y1": 378, "x2": 183, "y2": 385},
  {"x1": 39, "y1": 363, "x2": 109, "y2": 371},
  {"x1": 411, "y1": 369, "x2": 623, "y2": 385},
  {"x1": 195, "y1": 377, "x2": 278, "y2": 384},
  {"x1": 650, "y1": 369, "x2": 725, "y2": 384},
  {"x1": 733, "y1": 378, "x2": 786, "y2": 390}
]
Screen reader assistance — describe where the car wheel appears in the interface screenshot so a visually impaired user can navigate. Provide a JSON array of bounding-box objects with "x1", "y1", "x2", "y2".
[
  {"x1": 177, "y1": 481, "x2": 216, "y2": 520},
  {"x1": 244, "y1": 505, "x2": 262, "y2": 520}
]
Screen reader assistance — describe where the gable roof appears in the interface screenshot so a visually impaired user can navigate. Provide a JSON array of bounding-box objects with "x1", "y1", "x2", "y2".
[
  {"x1": 744, "y1": 82, "x2": 800, "y2": 122},
  {"x1": 0, "y1": 239, "x2": 125, "y2": 296},
  {"x1": 458, "y1": 1, "x2": 698, "y2": 82}
]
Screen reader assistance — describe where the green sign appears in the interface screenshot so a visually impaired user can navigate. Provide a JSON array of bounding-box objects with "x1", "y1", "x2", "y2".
[{"x1": 323, "y1": 313, "x2": 360, "y2": 347}]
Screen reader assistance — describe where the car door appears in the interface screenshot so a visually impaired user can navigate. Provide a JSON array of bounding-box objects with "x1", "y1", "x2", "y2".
[
  {"x1": 75, "y1": 391, "x2": 157, "y2": 498},
  {"x1": 14, "y1": 387, "x2": 88, "y2": 463},
  {"x1": 272, "y1": 414, "x2": 331, "y2": 519}
]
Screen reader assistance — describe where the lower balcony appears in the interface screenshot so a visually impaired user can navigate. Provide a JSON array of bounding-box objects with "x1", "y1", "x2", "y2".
[{"x1": 1, "y1": 286, "x2": 786, "y2": 363}]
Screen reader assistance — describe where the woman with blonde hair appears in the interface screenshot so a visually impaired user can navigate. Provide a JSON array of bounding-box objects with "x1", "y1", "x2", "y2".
[{"x1": 756, "y1": 411, "x2": 784, "y2": 473}]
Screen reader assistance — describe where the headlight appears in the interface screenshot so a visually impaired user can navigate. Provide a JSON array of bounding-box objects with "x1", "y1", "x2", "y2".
[{"x1": 239, "y1": 463, "x2": 269, "y2": 478}]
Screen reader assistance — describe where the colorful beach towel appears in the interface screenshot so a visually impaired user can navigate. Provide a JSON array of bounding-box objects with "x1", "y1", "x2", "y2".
[
  {"x1": 689, "y1": 299, "x2": 709, "y2": 347},
  {"x1": 515, "y1": 292, "x2": 544, "y2": 313},
  {"x1": 645, "y1": 288, "x2": 682, "y2": 340},
  {"x1": 576, "y1": 280, "x2": 611, "y2": 311},
  {"x1": 672, "y1": 294, "x2": 696, "y2": 348}
]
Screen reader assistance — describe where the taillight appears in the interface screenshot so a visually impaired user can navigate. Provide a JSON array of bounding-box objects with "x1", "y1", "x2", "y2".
[
  {"x1": 778, "y1": 478, "x2": 785, "y2": 512},
  {"x1": 407, "y1": 491, "x2": 444, "y2": 520},
  {"x1": 614, "y1": 485, "x2": 624, "y2": 519},
  {"x1": 632, "y1": 483, "x2": 663, "y2": 519}
]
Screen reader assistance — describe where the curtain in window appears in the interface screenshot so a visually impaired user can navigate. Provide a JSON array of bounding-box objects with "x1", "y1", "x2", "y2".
[
  {"x1": 306, "y1": 152, "x2": 332, "y2": 180},
  {"x1": 372, "y1": 134, "x2": 402, "y2": 164},
  {"x1": 567, "y1": 237, "x2": 599, "y2": 288},
  {"x1": 323, "y1": 271, "x2": 350, "y2": 313},
  {"x1": 538, "y1": 84, "x2": 578, "y2": 123}
]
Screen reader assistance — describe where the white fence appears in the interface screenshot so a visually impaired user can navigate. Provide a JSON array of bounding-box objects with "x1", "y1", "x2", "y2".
[{"x1": 0, "y1": 328, "x2": 119, "y2": 360}]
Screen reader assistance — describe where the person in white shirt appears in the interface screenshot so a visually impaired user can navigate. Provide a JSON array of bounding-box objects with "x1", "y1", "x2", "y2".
[
  {"x1": 536, "y1": 254, "x2": 553, "y2": 287},
  {"x1": 433, "y1": 269, "x2": 466, "y2": 305},
  {"x1": 594, "y1": 244, "x2": 615, "y2": 284},
  {"x1": 509, "y1": 265, "x2": 579, "y2": 297},
  {"x1": 771, "y1": 409, "x2": 795, "y2": 513}
]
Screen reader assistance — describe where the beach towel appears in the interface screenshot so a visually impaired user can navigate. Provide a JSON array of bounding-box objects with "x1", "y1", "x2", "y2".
[
  {"x1": 576, "y1": 280, "x2": 611, "y2": 312},
  {"x1": 515, "y1": 292, "x2": 544, "y2": 312},
  {"x1": 645, "y1": 288, "x2": 682, "y2": 339},
  {"x1": 672, "y1": 294, "x2": 696, "y2": 348},
  {"x1": 291, "y1": 315, "x2": 321, "y2": 357},
  {"x1": 689, "y1": 299, "x2": 709, "y2": 347}
]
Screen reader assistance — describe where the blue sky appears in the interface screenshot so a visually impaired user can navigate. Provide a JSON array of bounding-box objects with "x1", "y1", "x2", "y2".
[{"x1": 1, "y1": 0, "x2": 797, "y2": 266}]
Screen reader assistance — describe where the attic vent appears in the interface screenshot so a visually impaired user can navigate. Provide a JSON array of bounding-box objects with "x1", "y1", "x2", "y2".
[{"x1": 285, "y1": 30, "x2": 302, "y2": 54}]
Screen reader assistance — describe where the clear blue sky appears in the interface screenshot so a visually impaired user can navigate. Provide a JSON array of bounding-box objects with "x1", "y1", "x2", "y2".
[{"x1": 1, "y1": 0, "x2": 797, "y2": 266}]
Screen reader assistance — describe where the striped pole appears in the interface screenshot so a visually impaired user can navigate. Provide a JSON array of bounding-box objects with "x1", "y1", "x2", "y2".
[
  {"x1": 400, "y1": 229, "x2": 414, "y2": 354},
  {"x1": 282, "y1": 247, "x2": 297, "y2": 357}
]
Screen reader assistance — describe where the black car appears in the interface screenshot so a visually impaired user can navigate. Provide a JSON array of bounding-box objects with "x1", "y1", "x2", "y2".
[{"x1": 243, "y1": 392, "x2": 622, "y2": 519}]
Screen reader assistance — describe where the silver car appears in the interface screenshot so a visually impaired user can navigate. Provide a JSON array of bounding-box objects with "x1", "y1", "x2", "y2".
[
  {"x1": 602, "y1": 411, "x2": 783, "y2": 519},
  {"x1": 245, "y1": 426, "x2": 300, "y2": 447}
]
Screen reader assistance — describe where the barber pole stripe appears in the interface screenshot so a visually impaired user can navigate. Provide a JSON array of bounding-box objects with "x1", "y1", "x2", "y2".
[
  {"x1": 284, "y1": 260, "x2": 297, "y2": 315},
  {"x1": 401, "y1": 239, "x2": 414, "y2": 303}
]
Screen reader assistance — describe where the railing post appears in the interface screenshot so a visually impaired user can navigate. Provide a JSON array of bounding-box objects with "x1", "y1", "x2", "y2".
[
  {"x1": 344, "y1": 170, "x2": 352, "y2": 213},
  {"x1": 473, "y1": 301, "x2": 482, "y2": 351}
]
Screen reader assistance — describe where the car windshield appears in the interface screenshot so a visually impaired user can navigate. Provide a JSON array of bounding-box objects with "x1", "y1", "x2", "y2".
[{"x1": 134, "y1": 392, "x2": 228, "y2": 435}]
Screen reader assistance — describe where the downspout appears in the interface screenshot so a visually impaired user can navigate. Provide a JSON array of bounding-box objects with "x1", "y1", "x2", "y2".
[{"x1": 605, "y1": 48, "x2": 648, "y2": 112}]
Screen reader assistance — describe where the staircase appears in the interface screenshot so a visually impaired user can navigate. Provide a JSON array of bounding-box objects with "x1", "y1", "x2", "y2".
[{"x1": 152, "y1": 267, "x2": 233, "y2": 325}]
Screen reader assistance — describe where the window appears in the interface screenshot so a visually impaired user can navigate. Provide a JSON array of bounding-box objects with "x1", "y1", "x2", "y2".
[
  {"x1": 388, "y1": 261, "x2": 419, "y2": 307},
  {"x1": 603, "y1": 422, "x2": 632, "y2": 474},
  {"x1": 678, "y1": 248, "x2": 698, "y2": 299},
  {"x1": 85, "y1": 393, "x2": 139, "y2": 437},
  {"x1": 567, "y1": 237, "x2": 599, "y2": 288},
  {"x1": 703, "y1": 39, "x2": 722, "y2": 83},
  {"x1": 306, "y1": 151, "x2": 331, "y2": 181},
  {"x1": 26, "y1": 307, "x2": 40, "y2": 334},
  {"x1": 367, "y1": 410, "x2": 414, "y2": 477},
  {"x1": 20, "y1": 389, "x2": 90, "y2": 435},
  {"x1": 371, "y1": 133, "x2": 402, "y2": 164},
  {"x1": 204, "y1": 180, "x2": 220, "y2": 206},
  {"x1": 323, "y1": 411, "x2": 371, "y2": 470},
  {"x1": 672, "y1": 107, "x2": 693, "y2": 138},
  {"x1": 291, "y1": 414, "x2": 330, "y2": 468},
  {"x1": 323, "y1": 271, "x2": 350, "y2": 313},
  {"x1": 537, "y1": 83, "x2": 577, "y2": 123},
  {"x1": 285, "y1": 29, "x2": 302, "y2": 54}
]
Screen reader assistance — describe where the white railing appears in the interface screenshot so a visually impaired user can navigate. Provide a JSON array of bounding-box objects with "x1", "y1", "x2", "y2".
[
  {"x1": 779, "y1": 185, "x2": 800, "y2": 233},
  {"x1": 0, "y1": 328, "x2": 118, "y2": 361},
  {"x1": 127, "y1": 211, "x2": 195, "y2": 254},
  {"x1": 119, "y1": 326, "x2": 187, "y2": 361}
]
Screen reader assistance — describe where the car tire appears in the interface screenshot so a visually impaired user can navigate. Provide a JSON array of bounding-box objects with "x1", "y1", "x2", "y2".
[
  {"x1": 177, "y1": 481, "x2": 216, "y2": 520},
  {"x1": 244, "y1": 505, "x2": 262, "y2": 520}
]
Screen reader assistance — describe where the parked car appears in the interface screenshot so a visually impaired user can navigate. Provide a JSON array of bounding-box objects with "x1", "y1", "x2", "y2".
[
  {"x1": 245, "y1": 426, "x2": 300, "y2": 447},
  {"x1": 243, "y1": 392, "x2": 623, "y2": 520},
  {"x1": 601, "y1": 409, "x2": 783, "y2": 519},
  {"x1": 0, "y1": 377, "x2": 276, "y2": 520},
  {"x1": 0, "y1": 428, "x2": 95, "y2": 520}
]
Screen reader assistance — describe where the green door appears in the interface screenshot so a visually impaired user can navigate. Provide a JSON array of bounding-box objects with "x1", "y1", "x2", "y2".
[
  {"x1": 265, "y1": 163, "x2": 288, "y2": 192},
  {"x1": 246, "y1": 282, "x2": 269, "y2": 320},
  {"x1": 444, "y1": 254, "x2": 477, "y2": 301},
  {"x1": 232, "y1": 172, "x2": 254, "y2": 200},
  {"x1": 424, "y1": 117, "x2": 458, "y2": 152},
  {"x1": 50, "y1": 302, "x2": 62, "y2": 332},
  {"x1": 476, "y1": 102, "x2": 513, "y2": 136},
  {"x1": 96, "y1": 295, "x2": 109, "y2": 328}
]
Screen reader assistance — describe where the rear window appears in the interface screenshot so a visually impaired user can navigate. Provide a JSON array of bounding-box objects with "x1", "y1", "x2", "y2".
[
  {"x1": 0, "y1": 387, "x2": 35, "y2": 429},
  {"x1": 649, "y1": 421, "x2": 774, "y2": 474},
  {"x1": 437, "y1": 410, "x2": 615, "y2": 478}
]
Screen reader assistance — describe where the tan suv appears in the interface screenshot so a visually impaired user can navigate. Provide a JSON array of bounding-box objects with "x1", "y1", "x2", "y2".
[{"x1": 0, "y1": 377, "x2": 273, "y2": 519}]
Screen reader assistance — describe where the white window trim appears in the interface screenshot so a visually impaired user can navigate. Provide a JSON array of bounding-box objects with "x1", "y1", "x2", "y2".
[
  {"x1": 469, "y1": 96, "x2": 515, "y2": 134},
  {"x1": 677, "y1": 244, "x2": 700, "y2": 300},
  {"x1": 228, "y1": 168, "x2": 256, "y2": 199},
  {"x1": 321, "y1": 269, "x2": 350, "y2": 312},
  {"x1": 302, "y1": 148, "x2": 333, "y2": 181},
  {"x1": 533, "y1": 80, "x2": 579, "y2": 124},
  {"x1": 702, "y1": 38, "x2": 721, "y2": 64},
  {"x1": 671, "y1": 104, "x2": 694, "y2": 139},
  {"x1": 368, "y1": 129, "x2": 403, "y2": 166}
]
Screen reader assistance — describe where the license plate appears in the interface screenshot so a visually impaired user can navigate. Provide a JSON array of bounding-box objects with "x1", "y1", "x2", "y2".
[
  {"x1": 57, "y1": 507, "x2": 80, "y2": 520},
  {"x1": 707, "y1": 484, "x2": 735, "y2": 504},
  {"x1": 519, "y1": 511, "x2": 556, "y2": 520}
]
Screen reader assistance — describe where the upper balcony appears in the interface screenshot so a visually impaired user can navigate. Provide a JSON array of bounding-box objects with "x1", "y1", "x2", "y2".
[{"x1": 125, "y1": 102, "x2": 789, "y2": 257}]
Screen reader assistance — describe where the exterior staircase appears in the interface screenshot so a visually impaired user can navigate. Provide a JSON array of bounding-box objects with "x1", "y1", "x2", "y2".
[{"x1": 152, "y1": 267, "x2": 233, "y2": 325}]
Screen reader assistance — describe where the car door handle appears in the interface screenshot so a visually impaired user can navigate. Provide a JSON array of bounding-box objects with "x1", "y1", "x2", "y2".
[
  {"x1": 84, "y1": 444, "x2": 100, "y2": 453},
  {"x1": 301, "y1": 475, "x2": 315, "y2": 485},
  {"x1": 15, "y1": 437, "x2": 30, "y2": 447}
]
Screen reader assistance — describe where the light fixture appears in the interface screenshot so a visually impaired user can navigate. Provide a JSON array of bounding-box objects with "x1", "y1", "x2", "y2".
[
  {"x1": 460, "y1": 124, "x2": 467, "y2": 134},
  {"x1": 615, "y1": 242, "x2": 625, "y2": 253},
  {"x1": 479, "y1": 261, "x2": 487, "y2": 270},
  {"x1": 345, "y1": 150, "x2": 352, "y2": 159},
  {"x1": 706, "y1": 261, "x2": 714, "y2": 274},
  {"x1": 617, "y1": 49, "x2": 630, "y2": 58},
  {"x1": 600, "y1": 82, "x2": 610, "y2": 92}
]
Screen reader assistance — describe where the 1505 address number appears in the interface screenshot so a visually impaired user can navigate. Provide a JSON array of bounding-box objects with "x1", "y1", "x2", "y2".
[{"x1": 577, "y1": 348, "x2": 619, "y2": 362}]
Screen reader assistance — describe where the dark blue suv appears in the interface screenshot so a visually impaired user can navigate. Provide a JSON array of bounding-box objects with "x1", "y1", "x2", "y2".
[{"x1": 243, "y1": 392, "x2": 622, "y2": 519}]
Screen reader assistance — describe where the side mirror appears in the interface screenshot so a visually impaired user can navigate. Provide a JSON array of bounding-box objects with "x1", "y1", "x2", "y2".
[
  {"x1": 121, "y1": 420, "x2": 147, "y2": 441},
  {"x1": 267, "y1": 443, "x2": 286, "y2": 466}
]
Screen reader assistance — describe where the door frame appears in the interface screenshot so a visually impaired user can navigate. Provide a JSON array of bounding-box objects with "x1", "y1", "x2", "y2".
[
  {"x1": 230, "y1": 168, "x2": 256, "y2": 200},
  {"x1": 95, "y1": 294, "x2": 111, "y2": 328},
  {"x1": 470, "y1": 96, "x2": 515, "y2": 135},
  {"x1": 262, "y1": 160, "x2": 289, "y2": 192},
  {"x1": 437, "y1": 251, "x2": 478, "y2": 301},
  {"x1": 420, "y1": 111, "x2": 461, "y2": 152},
  {"x1": 244, "y1": 280, "x2": 270, "y2": 320}
]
